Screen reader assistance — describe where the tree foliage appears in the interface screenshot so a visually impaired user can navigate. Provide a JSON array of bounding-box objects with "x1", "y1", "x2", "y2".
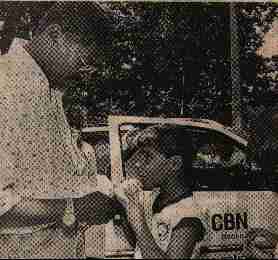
[
  {"x1": 0, "y1": 2, "x2": 277, "y2": 129},
  {"x1": 64, "y1": 2, "x2": 232, "y2": 127},
  {"x1": 238, "y1": 3, "x2": 278, "y2": 127}
]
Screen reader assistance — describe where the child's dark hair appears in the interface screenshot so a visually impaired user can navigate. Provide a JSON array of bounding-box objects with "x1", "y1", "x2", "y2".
[{"x1": 157, "y1": 126, "x2": 193, "y2": 163}]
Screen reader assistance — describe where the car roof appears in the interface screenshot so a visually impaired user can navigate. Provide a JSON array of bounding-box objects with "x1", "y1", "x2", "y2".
[
  {"x1": 82, "y1": 126, "x2": 109, "y2": 133},
  {"x1": 173, "y1": 118, "x2": 248, "y2": 148},
  {"x1": 107, "y1": 116, "x2": 248, "y2": 148},
  {"x1": 81, "y1": 117, "x2": 248, "y2": 149}
]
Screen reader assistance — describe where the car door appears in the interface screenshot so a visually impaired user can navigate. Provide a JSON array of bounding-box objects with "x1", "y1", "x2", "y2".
[{"x1": 189, "y1": 129, "x2": 276, "y2": 259}]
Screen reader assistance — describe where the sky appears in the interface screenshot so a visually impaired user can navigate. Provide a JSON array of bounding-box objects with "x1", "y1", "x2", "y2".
[{"x1": 257, "y1": 19, "x2": 278, "y2": 58}]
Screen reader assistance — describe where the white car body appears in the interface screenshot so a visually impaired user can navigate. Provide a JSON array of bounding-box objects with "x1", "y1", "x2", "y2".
[
  {"x1": 81, "y1": 116, "x2": 278, "y2": 258},
  {"x1": 106, "y1": 115, "x2": 278, "y2": 259}
]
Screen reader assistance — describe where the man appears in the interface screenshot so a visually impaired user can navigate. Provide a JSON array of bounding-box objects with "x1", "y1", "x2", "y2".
[
  {"x1": 115, "y1": 125, "x2": 205, "y2": 259},
  {"x1": 0, "y1": 2, "x2": 127, "y2": 258}
]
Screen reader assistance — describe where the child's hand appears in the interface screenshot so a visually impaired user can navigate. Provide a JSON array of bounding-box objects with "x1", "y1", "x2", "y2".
[
  {"x1": 114, "y1": 178, "x2": 145, "y2": 228},
  {"x1": 114, "y1": 178, "x2": 143, "y2": 208}
]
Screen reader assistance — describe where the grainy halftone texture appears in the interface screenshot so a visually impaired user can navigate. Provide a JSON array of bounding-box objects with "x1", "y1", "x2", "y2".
[
  {"x1": 0, "y1": 1, "x2": 277, "y2": 259},
  {"x1": 230, "y1": 4, "x2": 242, "y2": 136},
  {"x1": 122, "y1": 119, "x2": 278, "y2": 259},
  {"x1": 0, "y1": 1, "x2": 114, "y2": 258},
  {"x1": 123, "y1": 125, "x2": 204, "y2": 258}
]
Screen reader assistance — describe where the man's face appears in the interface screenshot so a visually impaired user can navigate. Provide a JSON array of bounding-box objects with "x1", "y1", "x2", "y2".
[{"x1": 57, "y1": 32, "x2": 101, "y2": 79}]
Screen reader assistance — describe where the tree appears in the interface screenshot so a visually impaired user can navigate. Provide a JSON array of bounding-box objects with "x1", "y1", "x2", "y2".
[
  {"x1": 67, "y1": 2, "x2": 232, "y2": 127},
  {"x1": 238, "y1": 3, "x2": 278, "y2": 131},
  {"x1": 1, "y1": 2, "x2": 250, "y2": 129}
]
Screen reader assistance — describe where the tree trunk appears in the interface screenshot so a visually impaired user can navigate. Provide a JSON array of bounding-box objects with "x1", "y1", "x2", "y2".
[{"x1": 230, "y1": 3, "x2": 245, "y2": 137}]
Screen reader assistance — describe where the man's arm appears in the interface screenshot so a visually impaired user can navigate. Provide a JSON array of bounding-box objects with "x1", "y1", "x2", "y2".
[
  {"x1": 0, "y1": 196, "x2": 66, "y2": 228},
  {"x1": 0, "y1": 190, "x2": 120, "y2": 228},
  {"x1": 74, "y1": 191, "x2": 123, "y2": 225}
]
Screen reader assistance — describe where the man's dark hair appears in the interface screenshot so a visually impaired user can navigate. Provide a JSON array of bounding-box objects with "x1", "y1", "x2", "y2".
[{"x1": 33, "y1": 2, "x2": 115, "y2": 59}]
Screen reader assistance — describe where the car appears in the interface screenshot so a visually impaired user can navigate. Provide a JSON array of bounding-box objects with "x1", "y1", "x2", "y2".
[{"x1": 106, "y1": 115, "x2": 278, "y2": 259}]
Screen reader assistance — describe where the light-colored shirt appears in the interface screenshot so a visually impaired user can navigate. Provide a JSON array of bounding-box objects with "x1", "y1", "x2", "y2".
[
  {"x1": 0, "y1": 44, "x2": 103, "y2": 258},
  {"x1": 134, "y1": 197, "x2": 202, "y2": 258},
  {"x1": 0, "y1": 45, "x2": 97, "y2": 199}
]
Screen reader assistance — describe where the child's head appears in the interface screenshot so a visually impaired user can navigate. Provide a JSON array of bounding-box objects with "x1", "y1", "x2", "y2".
[{"x1": 124, "y1": 125, "x2": 193, "y2": 190}]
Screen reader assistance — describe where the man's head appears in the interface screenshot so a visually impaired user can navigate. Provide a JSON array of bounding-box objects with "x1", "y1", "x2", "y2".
[
  {"x1": 26, "y1": 2, "x2": 115, "y2": 84},
  {"x1": 124, "y1": 125, "x2": 193, "y2": 190}
]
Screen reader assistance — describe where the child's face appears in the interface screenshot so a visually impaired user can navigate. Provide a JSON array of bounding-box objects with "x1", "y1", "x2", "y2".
[{"x1": 124, "y1": 145, "x2": 181, "y2": 190}]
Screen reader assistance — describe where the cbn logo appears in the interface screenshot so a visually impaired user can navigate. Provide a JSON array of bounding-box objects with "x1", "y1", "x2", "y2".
[{"x1": 211, "y1": 212, "x2": 248, "y2": 231}]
